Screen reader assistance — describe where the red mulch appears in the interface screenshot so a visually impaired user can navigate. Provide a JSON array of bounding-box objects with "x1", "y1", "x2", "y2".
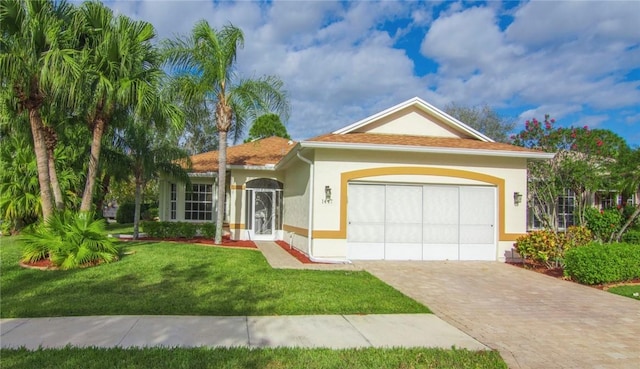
[
  {"x1": 128, "y1": 236, "x2": 257, "y2": 249},
  {"x1": 274, "y1": 240, "x2": 319, "y2": 264}
]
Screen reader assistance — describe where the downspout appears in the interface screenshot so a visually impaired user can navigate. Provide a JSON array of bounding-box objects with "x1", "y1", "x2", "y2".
[
  {"x1": 296, "y1": 151, "x2": 314, "y2": 257},
  {"x1": 296, "y1": 150, "x2": 350, "y2": 264}
]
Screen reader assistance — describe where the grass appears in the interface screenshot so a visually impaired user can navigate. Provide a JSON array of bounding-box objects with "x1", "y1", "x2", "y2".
[
  {"x1": 0, "y1": 236, "x2": 429, "y2": 317},
  {"x1": 607, "y1": 285, "x2": 640, "y2": 300},
  {"x1": 0, "y1": 347, "x2": 507, "y2": 369},
  {"x1": 105, "y1": 222, "x2": 135, "y2": 235}
]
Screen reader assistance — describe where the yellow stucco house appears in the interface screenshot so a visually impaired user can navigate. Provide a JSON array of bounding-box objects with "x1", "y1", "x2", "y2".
[{"x1": 159, "y1": 97, "x2": 553, "y2": 262}]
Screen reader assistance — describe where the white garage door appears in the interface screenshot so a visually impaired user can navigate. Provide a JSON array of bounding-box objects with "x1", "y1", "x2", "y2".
[{"x1": 347, "y1": 183, "x2": 496, "y2": 261}]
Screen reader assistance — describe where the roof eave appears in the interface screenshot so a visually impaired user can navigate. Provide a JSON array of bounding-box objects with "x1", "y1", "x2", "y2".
[{"x1": 300, "y1": 141, "x2": 554, "y2": 159}]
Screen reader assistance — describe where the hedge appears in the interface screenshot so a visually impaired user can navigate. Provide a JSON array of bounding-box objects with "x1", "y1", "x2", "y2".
[
  {"x1": 564, "y1": 242, "x2": 640, "y2": 285},
  {"x1": 622, "y1": 230, "x2": 640, "y2": 245},
  {"x1": 141, "y1": 221, "x2": 215, "y2": 239}
]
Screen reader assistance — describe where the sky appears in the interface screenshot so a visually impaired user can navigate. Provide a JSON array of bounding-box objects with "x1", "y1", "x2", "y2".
[{"x1": 103, "y1": 0, "x2": 640, "y2": 147}]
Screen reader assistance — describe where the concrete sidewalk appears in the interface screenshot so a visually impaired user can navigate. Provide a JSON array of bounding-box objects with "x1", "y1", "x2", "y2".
[{"x1": 1, "y1": 314, "x2": 487, "y2": 350}]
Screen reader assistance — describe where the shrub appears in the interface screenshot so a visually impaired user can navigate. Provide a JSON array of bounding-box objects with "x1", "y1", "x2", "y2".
[
  {"x1": 515, "y1": 230, "x2": 564, "y2": 268},
  {"x1": 564, "y1": 226, "x2": 593, "y2": 248},
  {"x1": 141, "y1": 221, "x2": 208, "y2": 239},
  {"x1": 584, "y1": 207, "x2": 623, "y2": 242},
  {"x1": 514, "y1": 226, "x2": 592, "y2": 269},
  {"x1": 115, "y1": 202, "x2": 136, "y2": 224},
  {"x1": 622, "y1": 230, "x2": 640, "y2": 245},
  {"x1": 141, "y1": 221, "x2": 169, "y2": 238},
  {"x1": 177, "y1": 222, "x2": 198, "y2": 239},
  {"x1": 564, "y1": 242, "x2": 640, "y2": 285},
  {"x1": 22, "y1": 211, "x2": 119, "y2": 270},
  {"x1": 199, "y1": 223, "x2": 216, "y2": 238}
]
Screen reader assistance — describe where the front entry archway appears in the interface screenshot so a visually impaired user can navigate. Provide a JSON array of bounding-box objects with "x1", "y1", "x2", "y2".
[{"x1": 245, "y1": 178, "x2": 283, "y2": 240}]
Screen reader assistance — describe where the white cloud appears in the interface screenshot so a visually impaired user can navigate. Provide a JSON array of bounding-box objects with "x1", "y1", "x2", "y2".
[
  {"x1": 505, "y1": 1, "x2": 640, "y2": 48},
  {"x1": 573, "y1": 115, "x2": 609, "y2": 129},
  {"x1": 96, "y1": 0, "x2": 639, "y2": 145}
]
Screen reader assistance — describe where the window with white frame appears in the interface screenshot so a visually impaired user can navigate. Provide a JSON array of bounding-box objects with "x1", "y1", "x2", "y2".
[
  {"x1": 527, "y1": 189, "x2": 575, "y2": 230},
  {"x1": 557, "y1": 189, "x2": 575, "y2": 230},
  {"x1": 597, "y1": 192, "x2": 618, "y2": 209},
  {"x1": 170, "y1": 183, "x2": 177, "y2": 220},
  {"x1": 185, "y1": 184, "x2": 213, "y2": 221}
]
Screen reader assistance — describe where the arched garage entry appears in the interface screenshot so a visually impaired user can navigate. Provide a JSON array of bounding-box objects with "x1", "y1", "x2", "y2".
[{"x1": 344, "y1": 167, "x2": 498, "y2": 261}]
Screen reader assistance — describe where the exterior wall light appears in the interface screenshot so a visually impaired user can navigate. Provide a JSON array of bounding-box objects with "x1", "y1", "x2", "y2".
[{"x1": 514, "y1": 192, "x2": 523, "y2": 206}]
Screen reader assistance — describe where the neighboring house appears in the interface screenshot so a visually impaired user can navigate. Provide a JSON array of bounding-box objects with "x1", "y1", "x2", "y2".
[
  {"x1": 527, "y1": 189, "x2": 638, "y2": 231},
  {"x1": 159, "y1": 97, "x2": 553, "y2": 262}
]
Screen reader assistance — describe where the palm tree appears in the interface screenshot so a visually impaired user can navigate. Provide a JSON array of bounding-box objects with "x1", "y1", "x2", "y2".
[
  {"x1": 0, "y1": 0, "x2": 77, "y2": 220},
  {"x1": 163, "y1": 20, "x2": 290, "y2": 243},
  {"x1": 73, "y1": 1, "x2": 181, "y2": 213},
  {"x1": 111, "y1": 119, "x2": 191, "y2": 239},
  {"x1": 0, "y1": 134, "x2": 41, "y2": 232}
]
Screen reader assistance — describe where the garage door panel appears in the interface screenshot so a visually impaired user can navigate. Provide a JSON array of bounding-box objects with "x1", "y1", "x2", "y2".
[
  {"x1": 348, "y1": 184, "x2": 384, "y2": 244},
  {"x1": 348, "y1": 224, "x2": 385, "y2": 243},
  {"x1": 460, "y1": 244, "x2": 495, "y2": 261},
  {"x1": 385, "y1": 244, "x2": 422, "y2": 260},
  {"x1": 423, "y1": 186, "x2": 458, "y2": 223},
  {"x1": 460, "y1": 187, "x2": 494, "y2": 225},
  {"x1": 348, "y1": 184, "x2": 385, "y2": 223},
  {"x1": 423, "y1": 224, "x2": 458, "y2": 244},
  {"x1": 385, "y1": 223, "x2": 422, "y2": 243},
  {"x1": 347, "y1": 243, "x2": 385, "y2": 260},
  {"x1": 460, "y1": 225, "x2": 494, "y2": 244},
  {"x1": 385, "y1": 186, "x2": 422, "y2": 223},
  {"x1": 423, "y1": 244, "x2": 458, "y2": 260}
]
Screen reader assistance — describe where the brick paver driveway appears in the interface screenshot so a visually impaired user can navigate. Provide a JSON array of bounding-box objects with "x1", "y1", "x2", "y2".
[{"x1": 360, "y1": 261, "x2": 640, "y2": 369}]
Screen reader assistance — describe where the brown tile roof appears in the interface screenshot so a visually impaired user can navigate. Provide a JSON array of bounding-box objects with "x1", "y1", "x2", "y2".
[
  {"x1": 189, "y1": 136, "x2": 296, "y2": 173},
  {"x1": 307, "y1": 133, "x2": 542, "y2": 153}
]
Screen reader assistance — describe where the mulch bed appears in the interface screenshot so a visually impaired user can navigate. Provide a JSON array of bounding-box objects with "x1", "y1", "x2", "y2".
[
  {"x1": 127, "y1": 236, "x2": 258, "y2": 249},
  {"x1": 274, "y1": 240, "x2": 317, "y2": 264},
  {"x1": 507, "y1": 261, "x2": 640, "y2": 290}
]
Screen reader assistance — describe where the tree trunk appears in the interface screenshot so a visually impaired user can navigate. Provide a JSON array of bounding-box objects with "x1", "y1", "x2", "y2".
[
  {"x1": 43, "y1": 126, "x2": 64, "y2": 211},
  {"x1": 29, "y1": 108, "x2": 54, "y2": 220},
  {"x1": 616, "y1": 204, "x2": 640, "y2": 241},
  {"x1": 80, "y1": 117, "x2": 106, "y2": 212},
  {"x1": 133, "y1": 176, "x2": 143, "y2": 240},
  {"x1": 96, "y1": 174, "x2": 111, "y2": 217},
  {"x1": 215, "y1": 130, "x2": 228, "y2": 244}
]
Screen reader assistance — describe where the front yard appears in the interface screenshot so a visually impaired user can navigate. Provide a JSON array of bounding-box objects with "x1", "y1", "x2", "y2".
[
  {"x1": 0, "y1": 237, "x2": 428, "y2": 318},
  {"x1": 1, "y1": 236, "x2": 510, "y2": 368}
]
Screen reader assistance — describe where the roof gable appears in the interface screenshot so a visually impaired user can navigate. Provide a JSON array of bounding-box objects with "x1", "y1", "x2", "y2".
[{"x1": 333, "y1": 97, "x2": 494, "y2": 142}]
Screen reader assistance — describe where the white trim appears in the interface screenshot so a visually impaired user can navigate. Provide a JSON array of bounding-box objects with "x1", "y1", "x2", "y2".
[
  {"x1": 332, "y1": 96, "x2": 494, "y2": 142},
  {"x1": 228, "y1": 164, "x2": 278, "y2": 170},
  {"x1": 300, "y1": 141, "x2": 555, "y2": 159},
  {"x1": 188, "y1": 172, "x2": 217, "y2": 177}
]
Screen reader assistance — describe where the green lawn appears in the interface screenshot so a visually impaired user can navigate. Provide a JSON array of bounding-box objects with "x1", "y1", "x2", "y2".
[
  {"x1": 607, "y1": 285, "x2": 640, "y2": 300},
  {"x1": 0, "y1": 347, "x2": 507, "y2": 369},
  {"x1": 105, "y1": 222, "x2": 135, "y2": 235},
  {"x1": 0, "y1": 236, "x2": 429, "y2": 317}
]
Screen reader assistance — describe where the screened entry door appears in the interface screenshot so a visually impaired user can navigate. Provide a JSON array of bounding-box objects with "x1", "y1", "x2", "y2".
[
  {"x1": 252, "y1": 190, "x2": 275, "y2": 240},
  {"x1": 347, "y1": 183, "x2": 496, "y2": 261}
]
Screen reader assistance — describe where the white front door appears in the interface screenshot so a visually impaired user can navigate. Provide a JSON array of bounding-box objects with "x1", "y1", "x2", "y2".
[{"x1": 252, "y1": 189, "x2": 275, "y2": 240}]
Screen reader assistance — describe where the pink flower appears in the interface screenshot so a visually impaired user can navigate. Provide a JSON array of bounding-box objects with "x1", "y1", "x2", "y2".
[
  {"x1": 550, "y1": 119, "x2": 555, "y2": 123},
  {"x1": 583, "y1": 125, "x2": 589, "y2": 130},
  {"x1": 597, "y1": 140, "x2": 603, "y2": 147}
]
